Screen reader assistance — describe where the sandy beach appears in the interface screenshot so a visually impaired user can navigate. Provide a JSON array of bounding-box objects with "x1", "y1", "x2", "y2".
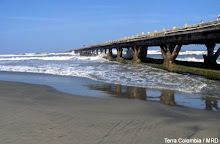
[{"x1": 0, "y1": 80, "x2": 219, "y2": 144}]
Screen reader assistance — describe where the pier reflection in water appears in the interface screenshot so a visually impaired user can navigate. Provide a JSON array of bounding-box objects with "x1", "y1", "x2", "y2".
[{"x1": 86, "y1": 84, "x2": 219, "y2": 111}]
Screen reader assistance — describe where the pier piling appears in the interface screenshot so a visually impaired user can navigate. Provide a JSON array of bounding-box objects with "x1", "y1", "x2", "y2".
[
  {"x1": 117, "y1": 47, "x2": 123, "y2": 60},
  {"x1": 204, "y1": 43, "x2": 220, "y2": 68},
  {"x1": 107, "y1": 48, "x2": 113, "y2": 58},
  {"x1": 160, "y1": 44, "x2": 182, "y2": 70},
  {"x1": 132, "y1": 46, "x2": 141, "y2": 63}
]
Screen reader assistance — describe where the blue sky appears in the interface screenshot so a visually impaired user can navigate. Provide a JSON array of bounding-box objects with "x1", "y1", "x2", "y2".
[{"x1": 0, "y1": 0, "x2": 220, "y2": 54}]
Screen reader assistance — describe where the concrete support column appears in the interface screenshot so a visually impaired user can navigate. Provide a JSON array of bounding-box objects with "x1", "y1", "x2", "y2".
[
  {"x1": 203, "y1": 43, "x2": 220, "y2": 68},
  {"x1": 132, "y1": 45, "x2": 141, "y2": 63},
  {"x1": 104, "y1": 49, "x2": 107, "y2": 54},
  {"x1": 160, "y1": 43, "x2": 182, "y2": 70},
  {"x1": 117, "y1": 47, "x2": 123, "y2": 60},
  {"x1": 107, "y1": 48, "x2": 113, "y2": 57}
]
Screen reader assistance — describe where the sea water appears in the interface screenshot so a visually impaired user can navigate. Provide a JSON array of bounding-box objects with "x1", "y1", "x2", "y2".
[{"x1": 0, "y1": 49, "x2": 219, "y2": 111}]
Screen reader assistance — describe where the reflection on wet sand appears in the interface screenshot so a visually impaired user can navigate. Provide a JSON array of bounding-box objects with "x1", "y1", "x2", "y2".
[
  {"x1": 204, "y1": 98, "x2": 219, "y2": 111},
  {"x1": 89, "y1": 85, "x2": 147, "y2": 100},
  {"x1": 86, "y1": 84, "x2": 220, "y2": 111},
  {"x1": 160, "y1": 90, "x2": 176, "y2": 106}
]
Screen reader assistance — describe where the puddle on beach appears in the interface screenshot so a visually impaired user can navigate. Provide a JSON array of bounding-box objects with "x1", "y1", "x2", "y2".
[{"x1": 86, "y1": 84, "x2": 220, "y2": 111}]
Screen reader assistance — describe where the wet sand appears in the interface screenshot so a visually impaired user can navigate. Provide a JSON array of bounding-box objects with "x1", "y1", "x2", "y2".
[
  {"x1": 1, "y1": 71, "x2": 219, "y2": 111},
  {"x1": 0, "y1": 81, "x2": 219, "y2": 144}
]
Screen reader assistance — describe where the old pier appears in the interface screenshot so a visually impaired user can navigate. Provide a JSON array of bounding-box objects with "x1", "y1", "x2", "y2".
[{"x1": 74, "y1": 21, "x2": 220, "y2": 71}]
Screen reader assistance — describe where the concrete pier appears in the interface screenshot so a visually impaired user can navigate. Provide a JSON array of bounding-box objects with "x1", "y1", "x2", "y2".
[{"x1": 73, "y1": 20, "x2": 220, "y2": 69}]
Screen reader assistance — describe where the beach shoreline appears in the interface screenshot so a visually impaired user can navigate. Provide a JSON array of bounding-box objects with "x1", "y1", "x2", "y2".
[
  {"x1": 0, "y1": 71, "x2": 219, "y2": 111},
  {"x1": 0, "y1": 80, "x2": 219, "y2": 144}
]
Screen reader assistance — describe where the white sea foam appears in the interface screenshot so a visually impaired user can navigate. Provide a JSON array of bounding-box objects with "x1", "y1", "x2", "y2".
[
  {"x1": 147, "y1": 50, "x2": 207, "y2": 55},
  {"x1": 179, "y1": 50, "x2": 207, "y2": 55},
  {"x1": 74, "y1": 53, "x2": 107, "y2": 62},
  {"x1": 0, "y1": 51, "x2": 217, "y2": 94},
  {"x1": 0, "y1": 56, "x2": 75, "y2": 61},
  {"x1": 176, "y1": 57, "x2": 220, "y2": 64},
  {"x1": 0, "y1": 52, "x2": 76, "y2": 57},
  {"x1": 148, "y1": 50, "x2": 161, "y2": 55},
  {"x1": 0, "y1": 60, "x2": 207, "y2": 94},
  {"x1": 176, "y1": 57, "x2": 204, "y2": 62}
]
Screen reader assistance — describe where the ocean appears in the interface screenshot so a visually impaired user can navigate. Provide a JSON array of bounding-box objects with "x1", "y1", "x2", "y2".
[{"x1": 0, "y1": 49, "x2": 219, "y2": 111}]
